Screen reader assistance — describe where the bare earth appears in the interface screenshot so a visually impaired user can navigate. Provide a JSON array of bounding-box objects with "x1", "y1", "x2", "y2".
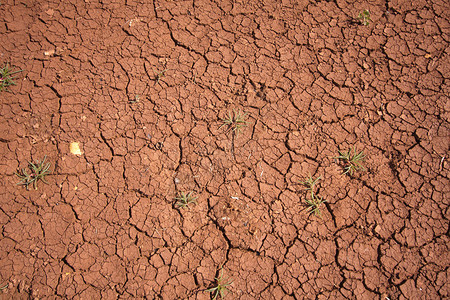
[{"x1": 0, "y1": 0, "x2": 449, "y2": 299}]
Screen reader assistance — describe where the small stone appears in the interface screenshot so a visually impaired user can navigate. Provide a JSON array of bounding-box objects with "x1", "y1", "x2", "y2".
[
  {"x1": 44, "y1": 49, "x2": 55, "y2": 56},
  {"x1": 374, "y1": 225, "x2": 381, "y2": 234},
  {"x1": 69, "y1": 142, "x2": 82, "y2": 155}
]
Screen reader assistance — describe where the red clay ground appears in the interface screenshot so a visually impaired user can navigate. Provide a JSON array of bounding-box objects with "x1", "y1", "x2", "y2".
[{"x1": 0, "y1": 0, "x2": 449, "y2": 299}]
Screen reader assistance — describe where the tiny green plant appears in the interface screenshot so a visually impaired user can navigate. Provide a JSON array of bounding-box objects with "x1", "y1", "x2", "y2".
[
  {"x1": 153, "y1": 68, "x2": 167, "y2": 84},
  {"x1": 300, "y1": 174, "x2": 321, "y2": 192},
  {"x1": 336, "y1": 147, "x2": 366, "y2": 176},
  {"x1": 357, "y1": 9, "x2": 371, "y2": 26},
  {"x1": 219, "y1": 109, "x2": 248, "y2": 135},
  {"x1": 175, "y1": 191, "x2": 197, "y2": 209},
  {"x1": 129, "y1": 94, "x2": 140, "y2": 104},
  {"x1": 15, "y1": 156, "x2": 51, "y2": 190},
  {"x1": 0, "y1": 63, "x2": 23, "y2": 92},
  {"x1": 300, "y1": 174, "x2": 326, "y2": 218},
  {"x1": 305, "y1": 194, "x2": 327, "y2": 218},
  {"x1": 206, "y1": 267, "x2": 233, "y2": 300}
]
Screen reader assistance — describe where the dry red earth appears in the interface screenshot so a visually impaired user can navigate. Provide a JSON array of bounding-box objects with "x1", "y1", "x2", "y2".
[{"x1": 0, "y1": 0, "x2": 449, "y2": 299}]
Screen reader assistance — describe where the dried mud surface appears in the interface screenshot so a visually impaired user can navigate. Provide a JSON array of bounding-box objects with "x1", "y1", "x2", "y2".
[{"x1": 0, "y1": 0, "x2": 449, "y2": 299}]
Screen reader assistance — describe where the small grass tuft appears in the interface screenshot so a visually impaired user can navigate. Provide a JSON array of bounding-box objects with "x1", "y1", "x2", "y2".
[
  {"x1": 300, "y1": 174, "x2": 321, "y2": 191},
  {"x1": 336, "y1": 147, "x2": 366, "y2": 176},
  {"x1": 300, "y1": 174, "x2": 326, "y2": 218},
  {"x1": 175, "y1": 191, "x2": 197, "y2": 209},
  {"x1": 219, "y1": 109, "x2": 248, "y2": 135},
  {"x1": 305, "y1": 194, "x2": 327, "y2": 218},
  {"x1": 0, "y1": 63, "x2": 23, "y2": 92},
  {"x1": 129, "y1": 94, "x2": 140, "y2": 104},
  {"x1": 15, "y1": 156, "x2": 51, "y2": 190},
  {"x1": 153, "y1": 68, "x2": 167, "y2": 85},
  {"x1": 357, "y1": 9, "x2": 371, "y2": 26},
  {"x1": 206, "y1": 267, "x2": 233, "y2": 300}
]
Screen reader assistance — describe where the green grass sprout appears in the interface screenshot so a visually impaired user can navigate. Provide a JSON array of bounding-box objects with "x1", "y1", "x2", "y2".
[
  {"x1": 300, "y1": 174, "x2": 326, "y2": 218},
  {"x1": 300, "y1": 174, "x2": 321, "y2": 191},
  {"x1": 129, "y1": 94, "x2": 140, "y2": 104},
  {"x1": 0, "y1": 63, "x2": 23, "y2": 92},
  {"x1": 336, "y1": 147, "x2": 366, "y2": 176},
  {"x1": 206, "y1": 267, "x2": 233, "y2": 300},
  {"x1": 219, "y1": 109, "x2": 248, "y2": 135},
  {"x1": 305, "y1": 194, "x2": 327, "y2": 218},
  {"x1": 153, "y1": 68, "x2": 167, "y2": 85},
  {"x1": 15, "y1": 156, "x2": 51, "y2": 190},
  {"x1": 175, "y1": 191, "x2": 197, "y2": 209},
  {"x1": 357, "y1": 9, "x2": 371, "y2": 26}
]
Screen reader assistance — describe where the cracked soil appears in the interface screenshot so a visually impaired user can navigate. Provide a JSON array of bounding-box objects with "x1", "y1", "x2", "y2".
[{"x1": 0, "y1": 0, "x2": 449, "y2": 299}]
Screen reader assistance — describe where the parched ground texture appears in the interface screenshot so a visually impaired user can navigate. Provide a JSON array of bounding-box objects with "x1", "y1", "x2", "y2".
[{"x1": 0, "y1": 0, "x2": 449, "y2": 299}]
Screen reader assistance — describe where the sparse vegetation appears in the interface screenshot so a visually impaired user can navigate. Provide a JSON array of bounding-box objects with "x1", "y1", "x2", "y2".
[
  {"x1": 300, "y1": 174, "x2": 327, "y2": 218},
  {"x1": 129, "y1": 94, "x2": 140, "y2": 104},
  {"x1": 219, "y1": 109, "x2": 248, "y2": 135},
  {"x1": 336, "y1": 147, "x2": 366, "y2": 176},
  {"x1": 206, "y1": 267, "x2": 233, "y2": 300},
  {"x1": 175, "y1": 191, "x2": 197, "y2": 209},
  {"x1": 154, "y1": 68, "x2": 167, "y2": 84},
  {"x1": 300, "y1": 174, "x2": 321, "y2": 191},
  {"x1": 357, "y1": 9, "x2": 371, "y2": 26},
  {"x1": 15, "y1": 156, "x2": 51, "y2": 190},
  {"x1": 0, "y1": 63, "x2": 23, "y2": 92},
  {"x1": 305, "y1": 193, "x2": 327, "y2": 218}
]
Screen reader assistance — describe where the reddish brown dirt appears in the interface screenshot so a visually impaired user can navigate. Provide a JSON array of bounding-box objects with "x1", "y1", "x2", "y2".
[{"x1": 0, "y1": 0, "x2": 449, "y2": 299}]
